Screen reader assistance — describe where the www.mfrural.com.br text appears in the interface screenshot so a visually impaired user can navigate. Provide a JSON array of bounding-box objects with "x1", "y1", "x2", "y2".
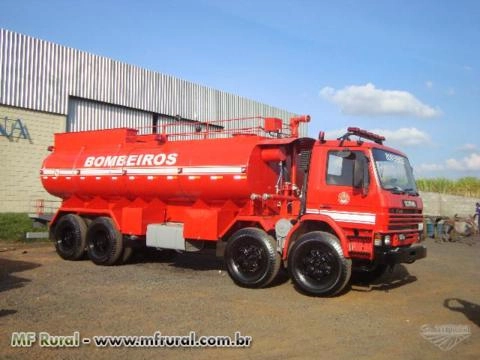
[{"x1": 11, "y1": 331, "x2": 252, "y2": 349}]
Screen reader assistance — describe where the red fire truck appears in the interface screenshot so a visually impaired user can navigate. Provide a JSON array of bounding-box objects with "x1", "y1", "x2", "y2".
[{"x1": 41, "y1": 115, "x2": 426, "y2": 296}]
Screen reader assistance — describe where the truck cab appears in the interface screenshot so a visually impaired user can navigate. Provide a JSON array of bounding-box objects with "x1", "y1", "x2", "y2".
[{"x1": 284, "y1": 127, "x2": 426, "y2": 295}]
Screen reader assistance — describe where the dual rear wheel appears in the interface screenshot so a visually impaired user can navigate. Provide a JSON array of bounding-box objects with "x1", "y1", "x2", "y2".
[{"x1": 53, "y1": 215, "x2": 129, "y2": 265}]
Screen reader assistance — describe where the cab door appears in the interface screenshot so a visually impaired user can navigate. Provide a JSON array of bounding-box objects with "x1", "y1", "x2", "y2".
[{"x1": 306, "y1": 147, "x2": 377, "y2": 227}]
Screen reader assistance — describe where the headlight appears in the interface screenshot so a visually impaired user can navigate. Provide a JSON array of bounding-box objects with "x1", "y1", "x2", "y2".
[
  {"x1": 374, "y1": 234, "x2": 382, "y2": 246},
  {"x1": 384, "y1": 235, "x2": 391, "y2": 246},
  {"x1": 418, "y1": 222, "x2": 424, "y2": 231}
]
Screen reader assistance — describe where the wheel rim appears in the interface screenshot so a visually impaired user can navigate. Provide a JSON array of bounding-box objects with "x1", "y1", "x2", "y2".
[
  {"x1": 58, "y1": 225, "x2": 76, "y2": 254},
  {"x1": 293, "y1": 243, "x2": 340, "y2": 291},
  {"x1": 90, "y1": 228, "x2": 111, "y2": 258},
  {"x1": 230, "y1": 238, "x2": 267, "y2": 281}
]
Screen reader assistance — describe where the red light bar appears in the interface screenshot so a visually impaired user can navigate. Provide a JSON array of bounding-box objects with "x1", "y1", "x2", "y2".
[{"x1": 347, "y1": 127, "x2": 385, "y2": 144}]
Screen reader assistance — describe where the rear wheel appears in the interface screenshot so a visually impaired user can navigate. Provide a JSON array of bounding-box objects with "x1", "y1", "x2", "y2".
[
  {"x1": 288, "y1": 231, "x2": 351, "y2": 296},
  {"x1": 86, "y1": 217, "x2": 124, "y2": 265},
  {"x1": 53, "y1": 214, "x2": 87, "y2": 260},
  {"x1": 225, "y1": 227, "x2": 281, "y2": 288}
]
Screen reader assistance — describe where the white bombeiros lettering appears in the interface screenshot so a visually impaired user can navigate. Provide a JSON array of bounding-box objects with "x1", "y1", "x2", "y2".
[
  {"x1": 126, "y1": 155, "x2": 138, "y2": 166},
  {"x1": 154, "y1": 154, "x2": 166, "y2": 166},
  {"x1": 84, "y1": 153, "x2": 178, "y2": 168},
  {"x1": 143, "y1": 154, "x2": 154, "y2": 166},
  {"x1": 104, "y1": 156, "x2": 117, "y2": 167}
]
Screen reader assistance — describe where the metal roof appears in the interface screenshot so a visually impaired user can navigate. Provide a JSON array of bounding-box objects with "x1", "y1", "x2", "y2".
[{"x1": 0, "y1": 29, "x2": 301, "y2": 127}]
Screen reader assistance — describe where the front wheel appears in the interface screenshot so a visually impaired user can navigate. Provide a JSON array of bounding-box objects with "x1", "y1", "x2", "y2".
[
  {"x1": 225, "y1": 228, "x2": 281, "y2": 288},
  {"x1": 288, "y1": 231, "x2": 351, "y2": 296}
]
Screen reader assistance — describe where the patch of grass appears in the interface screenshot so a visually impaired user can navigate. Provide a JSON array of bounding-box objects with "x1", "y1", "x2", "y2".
[
  {"x1": 417, "y1": 177, "x2": 480, "y2": 197},
  {"x1": 0, "y1": 213, "x2": 48, "y2": 242}
]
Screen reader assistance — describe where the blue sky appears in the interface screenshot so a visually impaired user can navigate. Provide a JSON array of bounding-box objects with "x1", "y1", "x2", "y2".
[{"x1": 1, "y1": 0, "x2": 479, "y2": 178}]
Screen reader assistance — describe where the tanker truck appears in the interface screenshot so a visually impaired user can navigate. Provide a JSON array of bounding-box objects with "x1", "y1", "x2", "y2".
[{"x1": 40, "y1": 115, "x2": 426, "y2": 296}]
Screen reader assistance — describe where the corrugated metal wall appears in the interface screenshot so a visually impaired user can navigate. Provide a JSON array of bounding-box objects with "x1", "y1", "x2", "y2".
[
  {"x1": 68, "y1": 98, "x2": 209, "y2": 137},
  {"x1": 0, "y1": 29, "x2": 306, "y2": 135},
  {"x1": 68, "y1": 99, "x2": 153, "y2": 134}
]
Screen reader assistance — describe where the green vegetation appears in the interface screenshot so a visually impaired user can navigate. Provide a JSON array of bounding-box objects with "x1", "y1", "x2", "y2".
[
  {"x1": 417, "y1": 177, "x2": 480, "y2": 197},
  {"x1": 0, "y1": 213, "x2": 48, "y2": 242}
]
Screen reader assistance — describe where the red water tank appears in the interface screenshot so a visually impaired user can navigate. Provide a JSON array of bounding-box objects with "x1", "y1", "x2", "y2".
[{"x1": 41, "y1": 128, "x2": 288, "y2": 204}]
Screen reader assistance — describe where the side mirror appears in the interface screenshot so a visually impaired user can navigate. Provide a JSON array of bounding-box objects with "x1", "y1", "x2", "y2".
[{"x1": 353, "y1": 154, "x2": 370, "y2": 195}]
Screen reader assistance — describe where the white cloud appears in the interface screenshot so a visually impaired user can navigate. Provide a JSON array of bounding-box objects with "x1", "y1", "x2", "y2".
[
  {"x1": 465, "y1": 153, "x2": 480, "y2": 170},
  {"x1": 459, "y1": 143, "x2": 478, "y2": 152},
  {"x1": 418, "y1": 152, "x2": 480, "y2": 173},
  {"x1": 371, "y1": 128, "x2": 431, "y2": 146},
  {"x1": 446, "y1": 153, "x2": 480, "y2": 171},
  {"x1": 324, "y1": 127, "x2": 431, "y2": 147},
  {"x1": 425, "y1": 80, "x2": 433, "y2": 89},
  {"x1": 445, "y1": 158, "x2": 464, "y2": 171},
  {"x1": 320, "y1": 83, "x2": 441, "y2": 118}
]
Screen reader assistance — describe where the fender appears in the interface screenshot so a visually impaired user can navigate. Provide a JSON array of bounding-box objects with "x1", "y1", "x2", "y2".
[
  {"x1": 282, "y1": 214, "x2": 349, "y2": 259},
  {"x1": 49, "y1": 196, "x2": 122, "y2": 231},
  {"x1": 219, "y1": 215, "x2": 277, "y2": 239}
]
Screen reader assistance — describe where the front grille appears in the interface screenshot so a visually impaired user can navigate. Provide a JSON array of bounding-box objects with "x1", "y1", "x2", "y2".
[{"x1": 388, "y1": 208, "x2": 423, "y2": 231}]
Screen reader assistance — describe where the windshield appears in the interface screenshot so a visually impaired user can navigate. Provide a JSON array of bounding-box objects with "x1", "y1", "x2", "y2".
[{"x1": 372, "y1": 148, "x2": 418, "y2": 195}]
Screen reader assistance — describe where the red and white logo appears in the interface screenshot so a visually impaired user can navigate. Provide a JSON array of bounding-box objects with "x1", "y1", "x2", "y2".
[{"x1": 338, "y1": 192, "x2": 350, "y2": 205}]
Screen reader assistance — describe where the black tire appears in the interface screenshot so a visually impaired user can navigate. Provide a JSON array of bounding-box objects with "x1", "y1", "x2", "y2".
[
  {"x1": 225, "y1": 227, "x2": 281, "y2": 288},
  {"x1": 288, "y1": 231, "x2": 351, "y2": 296},
  {"x1": 352, "y1": 263, "x2": 388, "y2": 283},
  {"x1": 86, "y1": 217, "x2": 124, "y2": 266},
  {"x1": 53, "y1": 214, "x2": 88, "y2": 260}
]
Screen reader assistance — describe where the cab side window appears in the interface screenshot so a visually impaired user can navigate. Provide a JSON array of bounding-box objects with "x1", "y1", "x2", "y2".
[{"x1": 326, "y1": 151, "x2": 355, "y2": 186}]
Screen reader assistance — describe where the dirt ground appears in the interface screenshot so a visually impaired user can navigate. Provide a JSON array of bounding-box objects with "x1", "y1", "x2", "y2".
[{"x1": 1, "y1": 236, "x2": 479, "y2": 360}]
